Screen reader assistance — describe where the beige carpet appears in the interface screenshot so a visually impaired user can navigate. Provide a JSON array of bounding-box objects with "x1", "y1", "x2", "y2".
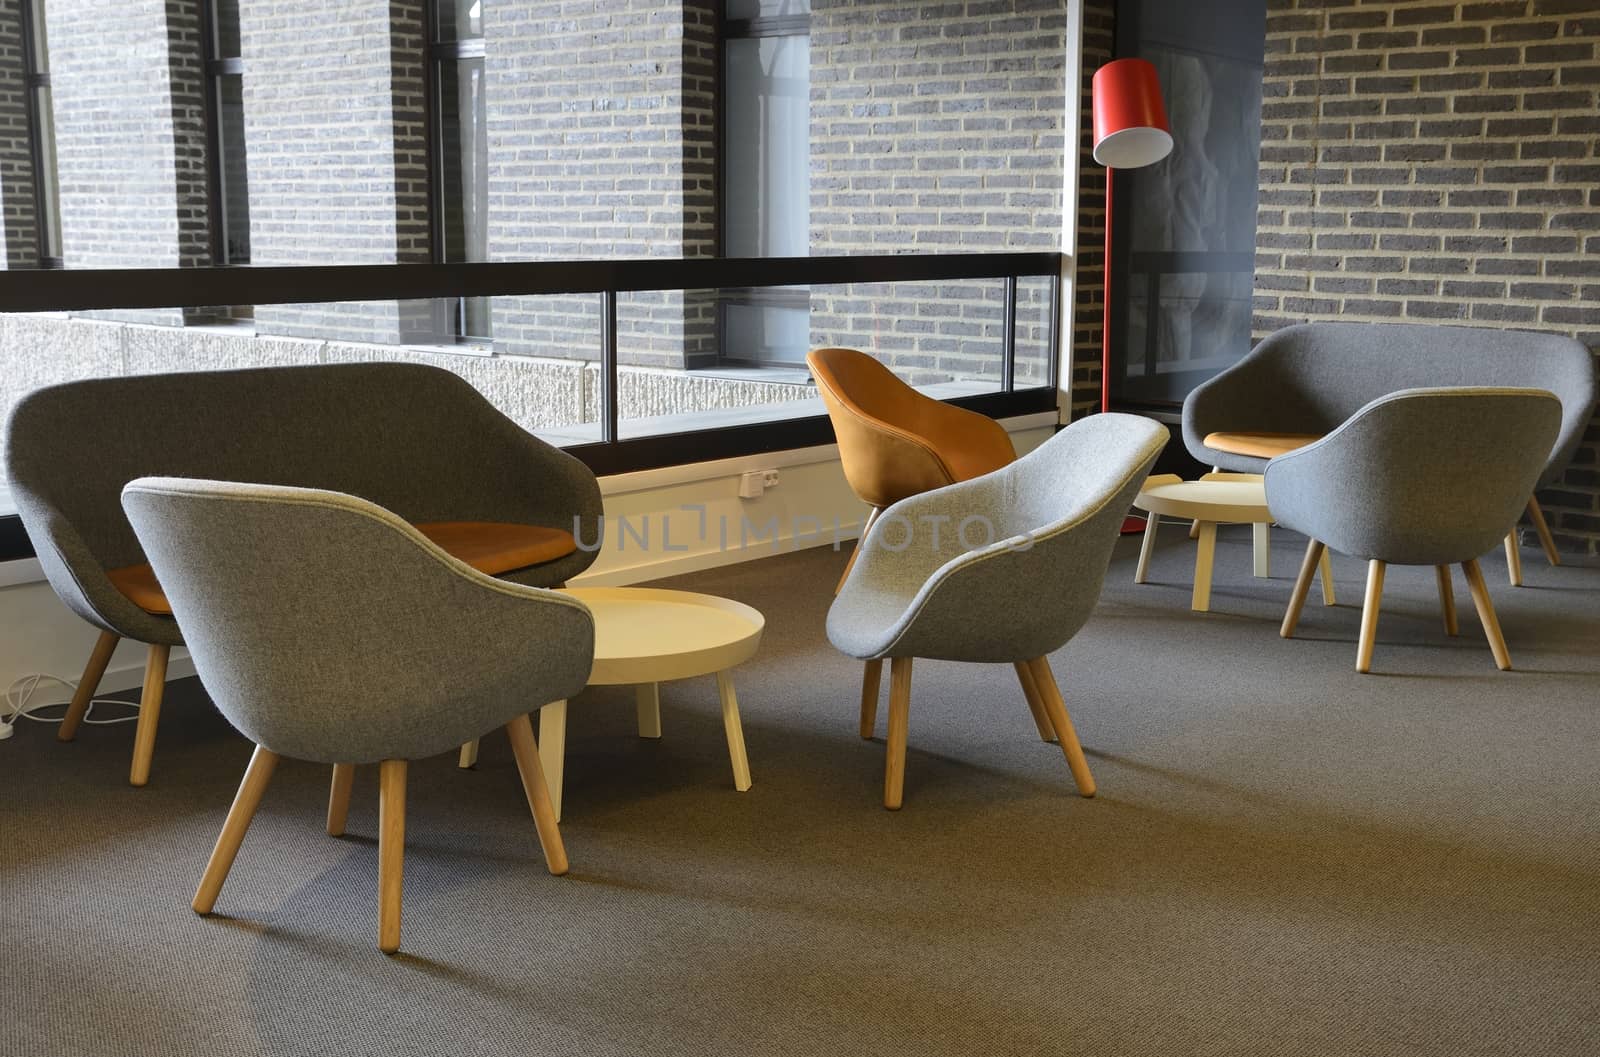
[{"x1": 3, "y1": 527, "x2": 1598, "y2": 1056}]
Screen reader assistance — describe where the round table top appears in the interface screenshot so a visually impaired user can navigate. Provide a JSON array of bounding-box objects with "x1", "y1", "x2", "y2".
[
  {"x1": 557, "y1": 586, "x2": 765, "y2": 685},
  {"x1": 1134, "y1": 473, "x2": 1271, "y2": 523}
]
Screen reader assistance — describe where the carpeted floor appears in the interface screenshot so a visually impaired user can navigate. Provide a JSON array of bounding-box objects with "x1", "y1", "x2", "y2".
[{"x1": 4, "y1": 525, "x2": 1599, "y2": 1057}]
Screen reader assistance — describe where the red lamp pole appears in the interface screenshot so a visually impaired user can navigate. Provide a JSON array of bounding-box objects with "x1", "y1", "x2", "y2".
[{"x1": 1091, "y1": 57, "x2": 1173, "y2": 531}]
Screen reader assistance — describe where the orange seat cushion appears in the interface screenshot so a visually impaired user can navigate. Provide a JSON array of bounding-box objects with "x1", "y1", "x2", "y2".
[
  {"x1": 107, "y1": 521, "x2": 578, "y2": 616},
  {"x1": 1203, "y1": 431, "x2": 1324, "y2": 460}
]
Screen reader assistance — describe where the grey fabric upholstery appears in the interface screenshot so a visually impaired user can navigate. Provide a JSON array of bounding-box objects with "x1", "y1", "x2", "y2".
[
  {"x1": 3, "y1": 362, "x2": 602, "y2": 647},
  {"x1": 827, "y1": 413, "x2": 1167, "y2": 663},
  {"x1": 1264, "y1": 388, "x2": 1561, "y2": 566},
  {"x1": 1182, "y1": 322, "x2": 1596, "y2": 484},
  {"x1": 121, "y1": 478, "x2": 595, "y2": 764}
]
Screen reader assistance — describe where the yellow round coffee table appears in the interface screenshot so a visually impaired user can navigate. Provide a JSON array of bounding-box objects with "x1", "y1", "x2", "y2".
[
  {"x1": 1133, "y1": 472, "x2": 1334, "y2": 613},
  {"x1": 531, "y1": 587, "x2": 764, "y2": 821}
]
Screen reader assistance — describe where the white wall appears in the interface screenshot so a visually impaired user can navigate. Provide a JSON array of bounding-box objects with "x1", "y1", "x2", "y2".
[{"x1": 0, "y1": 417, "x2": 1055, "y2": 708}]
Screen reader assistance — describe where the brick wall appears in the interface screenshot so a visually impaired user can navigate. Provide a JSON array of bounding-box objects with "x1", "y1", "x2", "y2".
[
  {"x1": 485, "y1": 0, "x2": 712, "y2": 369},
  {"x1": 241, "y1": 0, "x2": 431, "y2": 343},
  {"x1": 1069, "y1": 0, "x2": 1114, "y2": 417},
  {"x1": 808, "y1": 0, "x2": 1068, "y2": 386},
  {"x1": 1254, "y1": 0, "x2": 1600, "y2": 552},
  {"x1": 47, "y1": 0, "x2": 205, "y2": 323},
  {"x1": 0, "y1": 0, "x2": 38, "y2": 268}
]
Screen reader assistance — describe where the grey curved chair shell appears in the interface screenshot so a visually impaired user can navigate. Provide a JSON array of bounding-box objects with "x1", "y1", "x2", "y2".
[
  {"x1": 121, "y1": 478, "x2": 596, "y2": 763},
  {"x1": 6, "y1": 362, "x2": 603, "y2": 649},
  {"x1": 1182, "y1": 322, "x2": 1595, "y2": 486},
  {"x1": 121, "y1": 477, "x2": 595, "y2": 954},
  {"x1": 829, "y1": 413, "x2": 1168, "y2": 664},
  {"x1": 2, "y1": 361, "x2": 601, "y2": 785},
  {"x1": 1266, "y1": 387, "x2": 1561, "y2": 674},
  {"x1": 1265, "y1": 387, "x2": 1561, "y2": 567},
  {"x1": 826, "y1": 413, "x2": 1167, "y2": 809}
]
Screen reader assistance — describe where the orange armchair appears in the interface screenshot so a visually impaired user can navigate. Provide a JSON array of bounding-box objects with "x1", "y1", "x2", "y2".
[{"x1": 808, "y1": 346, "x2": 1016, "y2": 516}]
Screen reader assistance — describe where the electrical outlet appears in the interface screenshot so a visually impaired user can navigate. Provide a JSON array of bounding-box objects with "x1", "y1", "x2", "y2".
[
  {"x1": 761, "y1": 469, "x2": 780, "y2": 488},
  {"x1": 738, "y1": 471, "x2": 766, "y2": 499}
]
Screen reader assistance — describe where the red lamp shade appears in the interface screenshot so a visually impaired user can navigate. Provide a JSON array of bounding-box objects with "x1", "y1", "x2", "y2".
[{"x1": 1092, "y1": 58, "x2": 1173, "y2": 169}]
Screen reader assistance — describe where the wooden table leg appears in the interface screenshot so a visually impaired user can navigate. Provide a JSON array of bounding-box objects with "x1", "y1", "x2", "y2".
[
  {"x1": 1192, "y1": 522, "x2": 1218, "y2": 612},
  {"x1": 1135, "y1": 511, "x2": 1160, "y2": 584},
  {"x1": 457, "y1": 739, "x2": 479, "y2": 769},
  {"x1": 538, "y1": 699, "x2": 568, "y2": 823},
  {"x1": 1252, "y1": 521, "x2": 1271, "y2": 578},
  {"x1": 715, "y1": 671, "x2": 753, "y2": 792},
  {"x1": 635, "y1": 683, "x2": 662, "y2": 739}
]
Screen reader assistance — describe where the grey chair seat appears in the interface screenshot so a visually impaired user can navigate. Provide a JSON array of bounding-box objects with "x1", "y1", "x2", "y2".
[
  {"x1": 2, "y1": 361, "x2": 602, "y2": 785},
  {"x1": 122, "y1": 477, "x2": 596, "y2": 954},
  {"x1": 1267, "y1": 387, "x2": 1561, "y2": 674},
  {"x1": 827, "y1": 413, "x2": 1167, "y2": 808}
]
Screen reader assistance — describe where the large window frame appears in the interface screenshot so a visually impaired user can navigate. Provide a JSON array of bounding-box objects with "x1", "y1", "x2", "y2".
[
  {"x1": 19, "y1": 0, "x2": 62, "y2": 269},
  {"x1": 714, "y1": 4, "x2": 812, "y2": 369},
  {"x1": 0, "y1": 252, "x2": 1062, "y2": 560},
  {"x1": 200, "y1": 0, "x2": 251, "y2": 266},
  {"x1": 425, "y1": 0, "x2": 491, "y2": 344}
]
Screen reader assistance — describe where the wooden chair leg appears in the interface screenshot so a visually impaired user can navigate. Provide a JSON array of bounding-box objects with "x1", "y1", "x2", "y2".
[
  {"x1": 1356, "y1": 559, "x2": 1386, "y2": 674},
  {"x1": 1012, "y1": 661, "x2": 1058, "y2": 743},
  {"x1": 193, "y1": 745, "x2": 280, "y2": 914},
  {"x1": 883, "y1": 657, "x2": 913, "y2": 810},
  {"x1": 377, "y1": 759, "x2": 407, "y2": 954},
  {"x1": 1526, "y1": 497, "x2": 1560, "y2": 567},
  {"x1": 1504, "y1": 531, "x2": 1523, "y2": 587},
  {"x1": 1281, "y1": 538, "x2": 1325, "y2": 639},
  {"x1": 858, "y1": 658, "x2": 883, "y2": 739},
  {"x1": 326, "y1": 763, "x2": 355, "y2": 837},
  {"x1": 1318, "y1": 545, "x2": 1337, "y2": 606},
  {"x1": 58, "y1": 630, "x2": 120, "y2": 742},
  {"x1": 1025, "y1": 657, "x2": 1095, "y2": 797},
  {"x1": 1435, "y1": 565, "x2": 1458, "y2": 637},
  {"x1": 505, "y1": 713, "x2": 570, "y2": 876},
  {"x1": 128, "y1": 644, "x2": 170, "y2": 787},
  {"x1": 837, "y1": 507, "x2": 881, "y2": 594},
  {"x1": 1462, "y1": 558, "x2": 1512, "y2": 671},
  {"x1": 457, "y1": 739, "x2": 479, "y2": 768},
  {"x1": 1134, "y1": 511, "x2": 1160, "y2": 584}
]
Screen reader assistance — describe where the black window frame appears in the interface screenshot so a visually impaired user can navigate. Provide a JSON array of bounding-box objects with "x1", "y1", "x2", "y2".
[
  {"x1": 424, "y1": 0, "x2": 491, "y2": 345},
  {"x1": 713, "y1": 5, "x2": 812, "y2": 369},
  {"x1": 19, "y1": 0, "x2": 62, "y2": 269},
  {"x1": 200, "y1": 0, "x2": 251, "y2": 267},
  {"x1": 0, "y1": 252, "x2": 1062, "y2": 561}
]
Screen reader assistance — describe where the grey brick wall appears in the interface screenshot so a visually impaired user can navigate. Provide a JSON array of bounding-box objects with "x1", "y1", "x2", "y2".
[
  {"x1": 1069, "y1": 0, "x2": 1113, "y2": 418},
  {"x1": 241, "y1": 0, "x2": 431, "y2": 343},
  {"x1": 808, "y1": 0, "x2": 1069, "y2": 386},
  {"x1": 484, "y1": 0, "x2": 712, "y2": 370},
  {"x1": 0, "y1": 0, "x2": 38, "y2": 268},
  {"x1": 47, "y1": 0, "x2": 207, "y2": 324},
  {"x1": 1254, "y1": 0, "x2": 1600, "y2": 553}
]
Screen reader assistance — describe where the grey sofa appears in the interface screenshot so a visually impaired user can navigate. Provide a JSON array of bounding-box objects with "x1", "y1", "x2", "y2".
[
  {"x1": 1181, "y1": 322, "x2": 1596, "y2": 578},
  {"x1": 827, "y1": 413, "x2": 1168, "y2": 809},
  {"x1": 4, "y1": 362, "x2": 602, "y2": 785},
  {"x1": 122, "y1": 477, "x2": 594, "y2": 954},
  {"x1": 1267, "y1": 387, "x2": 1560, "y2": 674}
]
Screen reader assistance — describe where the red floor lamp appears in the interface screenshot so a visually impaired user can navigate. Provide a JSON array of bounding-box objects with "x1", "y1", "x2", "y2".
[{"x1": 1092, "y1": 57, "x2": 1172, "y2": 531}]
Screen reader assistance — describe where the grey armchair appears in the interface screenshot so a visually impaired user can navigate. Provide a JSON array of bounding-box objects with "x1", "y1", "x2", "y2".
[
  {"x1": 1182, "y1": 322, "x2": 1596, "y2": 583},
  {"x1": 826, "y1": 413, "x2": 1167, "y2": 809},
  {"x1": 121, "y1": 477, "x2": 595, "y2": 955},
  {"x1": 1267, "y1": 387, "x2": 1561, "y2": 674},
  {"x1": 3, "y1": 362, "x2": 601, "y2": 785}
]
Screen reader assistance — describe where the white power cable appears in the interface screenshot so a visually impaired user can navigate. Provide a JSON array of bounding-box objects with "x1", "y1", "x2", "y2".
[{"x1": 0, "y1": 674, "x2": 141, "y2": 741}]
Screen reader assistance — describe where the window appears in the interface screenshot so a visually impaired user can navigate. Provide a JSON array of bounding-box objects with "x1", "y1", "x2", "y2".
[
  {"x1": 20, "y1": 0, "x2": 62, "y2": 268},
  {"x1": 202, "y1": 0, "x2": 251, "y2": 265},
  {"x1": 718, "y1": 0, "x2": 810, "y2": 366},
  {"x1": 429, "y1": 0, "x2": 490, "y2": 341}
]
